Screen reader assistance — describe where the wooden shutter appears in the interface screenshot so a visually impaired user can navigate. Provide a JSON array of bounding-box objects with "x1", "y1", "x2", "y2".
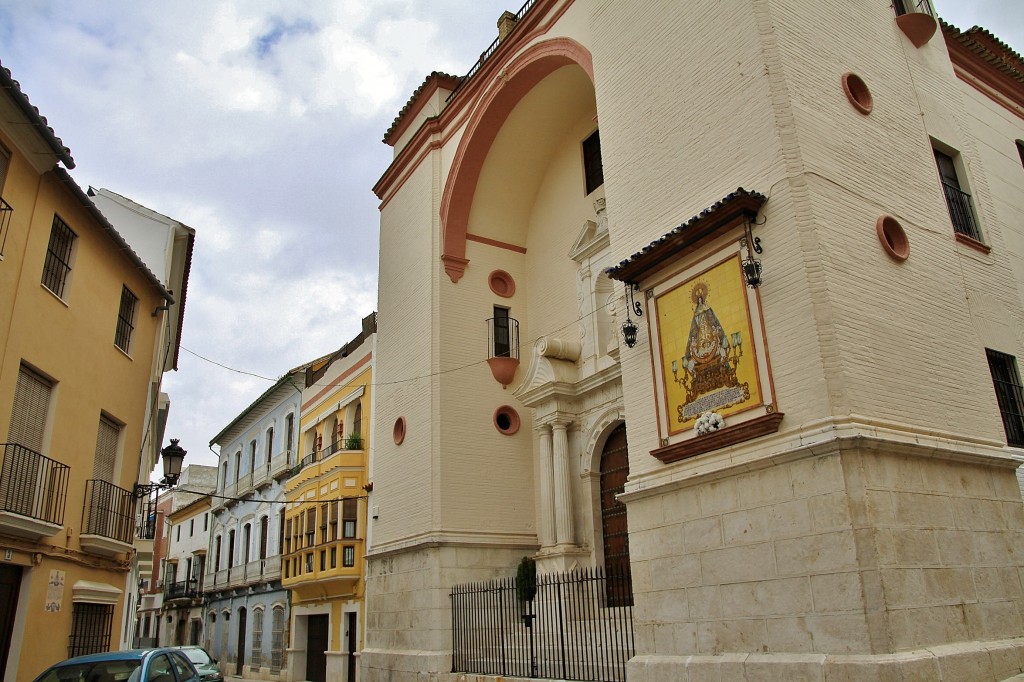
[
  {"x1": 8, "y1": 366, "x2": 52, "y2": 452},
  {"x1": 93, "y1": 416, "x2": 120, "y2": 480}
]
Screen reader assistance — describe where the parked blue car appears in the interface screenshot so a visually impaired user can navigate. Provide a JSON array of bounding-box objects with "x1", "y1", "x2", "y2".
[{"x1": 32, "y1": 648, "x2": 200, "y2": 682}]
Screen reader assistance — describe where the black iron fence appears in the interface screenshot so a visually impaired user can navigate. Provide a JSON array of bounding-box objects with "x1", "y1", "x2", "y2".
[
  {"x1": 451, "y1": 567, "x2": 634, "y2": 682},
  {"x1": 0, "y1": 442, "x2": 69, "y2": 525},
  {"x1": 83, "y1": 479, "x2": 135, "y2": 544}
]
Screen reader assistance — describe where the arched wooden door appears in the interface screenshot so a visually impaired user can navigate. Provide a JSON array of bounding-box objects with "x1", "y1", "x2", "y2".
[{"x1": 599, "y1": 424, "x2": 633, "y2": 605}]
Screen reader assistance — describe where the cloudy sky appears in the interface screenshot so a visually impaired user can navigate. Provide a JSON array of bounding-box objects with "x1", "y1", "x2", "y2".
[{"x1": 1, "y1": 1, "x2": 1020, "y2": 471}]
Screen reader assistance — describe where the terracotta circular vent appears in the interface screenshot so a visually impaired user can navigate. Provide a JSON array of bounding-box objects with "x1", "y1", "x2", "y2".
[
  {"x1": 393, "y1": 416, "x2": 407, "y2": 445},
  {"x1": 876, "y1": 215, "x2": 909, "y2": 262},
  {"x1": 493, "y1": 406, "x2": 520, "y2": 435},
  {"x1": 842, "y1": 72, "x2": 873, "y2": 115},
  {"x1": 488, "y1": 270, "x2": 516, "y2": 298}
]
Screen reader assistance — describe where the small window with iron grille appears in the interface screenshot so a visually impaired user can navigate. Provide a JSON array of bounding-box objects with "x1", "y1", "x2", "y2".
[
  {"x1": 114, "y1": 286, "x2": 138, "y2": 353},
  {"x1": 342, "y1": 498, "x2": 357, "y2": 539},
  {"x1": 934, "y1": 147, "x2": 982, "y2": 243},
  {"x1": 68, "y1": 602, "x2": 113, "y2": 658},
  {"x1": 42, "y1": 215, "x2": 77, "y2": 299},
  {"x1": 987, "y1": 349, "x2": 1024, "y2": 448},
  {"x1": 343, "y1": 545, "x2": 355, "y2": 567},
  {"x1": 582, "y1": 129, "x2": 604, "y2": 195}
]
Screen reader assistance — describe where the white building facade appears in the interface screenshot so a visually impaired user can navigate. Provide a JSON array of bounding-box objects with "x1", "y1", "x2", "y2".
[{"x1": 365, "y1": 2, "x2": 1024, "y2": 681}]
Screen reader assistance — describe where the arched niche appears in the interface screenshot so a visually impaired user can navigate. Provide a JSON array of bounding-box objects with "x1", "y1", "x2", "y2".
[{"x1": 440, "y1": 38, "x2": 596, "y2": 283}]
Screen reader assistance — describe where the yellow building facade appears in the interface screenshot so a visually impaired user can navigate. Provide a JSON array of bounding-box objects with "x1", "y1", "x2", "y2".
[
  {"x1": 0, "y1": 63, "x2": 186, "y2": 680},
  {"x1": 284, "y1": 313, "x2": 375, "y2": 682}
]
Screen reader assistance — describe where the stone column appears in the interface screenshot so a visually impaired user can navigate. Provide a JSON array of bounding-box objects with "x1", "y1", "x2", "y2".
[
  {"x1": 537, "y1": 423, "x2": 555, "y2": 548},
  {"x1": 552, "y1": 419, "x2": 574, "y2": 546}
]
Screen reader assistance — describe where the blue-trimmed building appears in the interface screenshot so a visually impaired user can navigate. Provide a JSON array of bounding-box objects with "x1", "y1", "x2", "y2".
[{"x1": 205, "y1": 365, "x2": 307, "y2": 680}]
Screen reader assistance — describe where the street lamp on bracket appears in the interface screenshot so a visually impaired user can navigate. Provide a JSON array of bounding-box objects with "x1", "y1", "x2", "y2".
[{"x1": 133, "y1": 439, "x2": 187, "y2": 498}]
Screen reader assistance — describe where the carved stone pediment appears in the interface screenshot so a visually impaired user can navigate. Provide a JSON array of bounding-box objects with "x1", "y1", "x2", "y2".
[
  {"x1": 569, "y1": 198, "x2": 610, "y2": 263},
  {"x1": 514, "y1": 337, "x2": 581, "y2": 407}
]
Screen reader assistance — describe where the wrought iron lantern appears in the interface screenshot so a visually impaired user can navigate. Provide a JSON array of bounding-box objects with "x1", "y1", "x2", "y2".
[
  {"x1": 741, "y1": 219, "x2": 763, "y2": 288},
  {"x1": 621, "y1": 283, "x2": 643, "y2": 348},
  {"x1": 134, "y1": 439, "x2": 187, "y2": 498}
]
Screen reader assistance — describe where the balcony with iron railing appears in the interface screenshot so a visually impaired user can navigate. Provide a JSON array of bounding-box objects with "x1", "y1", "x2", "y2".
[
  {"x1": 80, "y1": 479, "x2": 135, "y2": 557},
  {"x1": 164, "y1": 578, "x2": 201, "y2": 603},
  {"x1": 0, "y1": 198, "x2": 12, "y2": 257},
  {"x1": 940, "y1": 181, "x2": 982, "y2": 244},
  {"x1": 0, "y1": 443, "x2": 70, "y2": 540}
]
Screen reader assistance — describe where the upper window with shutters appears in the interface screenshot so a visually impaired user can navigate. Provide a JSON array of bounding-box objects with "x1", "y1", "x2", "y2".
[
  {"x1": 8, "y1": 364, "x2": 53, "y2": 454},
  {"x1": 93, "y1": 414, "x2": 121, "y2": 481}
]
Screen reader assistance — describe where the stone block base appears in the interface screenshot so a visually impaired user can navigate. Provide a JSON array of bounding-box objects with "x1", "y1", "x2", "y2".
[{"x1": 628, "y1": 637, "x2": 1024, "y2": 681}]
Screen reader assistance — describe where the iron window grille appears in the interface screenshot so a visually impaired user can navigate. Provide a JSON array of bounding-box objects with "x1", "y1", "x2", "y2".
[
  {"x1": 488, "y1": 310, "x2": 519, "y2": 360},
  {"x1": 934, "y1": 149, "x2": 982, "y2": 242},
  {"x1": 68, "y1": 602, "x2": 114, "y2": 658},
  {"x1": 42, "y1": 215, "x2": 77, "y2": 299},
  {"x1": 987, "y1": 349, "x2": 1024, "y2": 448},
  {"x1": 343, "y1": 546, "x2": 355, "y2": 567},
  {"x1": 114, "y1": 286, "x2": 138, "y2": 353}
]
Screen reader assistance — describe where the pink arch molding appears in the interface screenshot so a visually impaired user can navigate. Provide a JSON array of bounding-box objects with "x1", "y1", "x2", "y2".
[{"x1": 439, "y1": 38, "x2": 595, "y2": 283}]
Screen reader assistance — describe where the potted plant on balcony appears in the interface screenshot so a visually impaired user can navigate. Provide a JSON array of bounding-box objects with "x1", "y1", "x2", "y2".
[{"x1": 344, "y1": 432, "x2": 362, "y2": 450}]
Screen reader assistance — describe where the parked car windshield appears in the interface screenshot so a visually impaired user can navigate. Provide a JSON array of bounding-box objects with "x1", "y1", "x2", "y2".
[
  {"x1": 179, "y1": 648, "x2": 212, "y2": 665},
  {"x1": 35, "y1": 660, "x2": 141, "y2": 682}
]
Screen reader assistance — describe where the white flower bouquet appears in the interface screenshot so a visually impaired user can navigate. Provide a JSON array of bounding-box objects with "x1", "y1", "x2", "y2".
[{"x1": 694, "y1": 411, "x2": 725, "y2": 435}]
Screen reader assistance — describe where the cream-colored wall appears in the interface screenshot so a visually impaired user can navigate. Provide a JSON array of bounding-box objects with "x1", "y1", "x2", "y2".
[{"x1": 372, "y1": 159, "x2": 438, "y2": 547}]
